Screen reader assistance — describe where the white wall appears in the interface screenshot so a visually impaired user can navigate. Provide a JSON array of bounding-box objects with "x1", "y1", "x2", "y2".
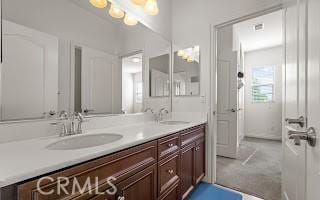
[
  {"x1": 171, "y1": 0, "x2": 282, "y2": 113},
  {"x1": 244, "y1": 46, "x2": 283, "y2": 140}
]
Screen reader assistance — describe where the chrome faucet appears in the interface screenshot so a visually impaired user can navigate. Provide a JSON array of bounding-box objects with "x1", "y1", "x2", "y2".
[
  {"x1": 55, "y1": 111, "x2": 87, "y2": 137},
  {"x1": 74, "y1": 112, "x2": 85, "y2": 134},
  {"x1": 58, "y1": 110, "x2": 69, "y2": 137},
  {"x1": 158, "y1": 108, "x2": 169, "y2": 122}
]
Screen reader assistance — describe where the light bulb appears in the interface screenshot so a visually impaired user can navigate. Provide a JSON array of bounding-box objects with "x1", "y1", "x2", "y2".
[
  {"x1": 124, "y1": 13, "x2": 138, "y2": 26},
  {"x1": 131, "y1": 0, "x2": 147, "y2": 6},
  {"x1": 187, "y1": 56, "x2": 194, "y2": 63},
  {"x1": 89, "y1": 0, "x2": 108, "y2": 8},
  {"x1": 144, "y1": 0, "x2": 159, "y2": 16},
  {"x1": 182, "y1": 53, "x2": 189, "y2": 60},
  {"x1": 109, "y1": 3, "x2": 125, "y2": 19},
  {"x1": 177, "y1": 50, "x2": 184, "y2": 57}
]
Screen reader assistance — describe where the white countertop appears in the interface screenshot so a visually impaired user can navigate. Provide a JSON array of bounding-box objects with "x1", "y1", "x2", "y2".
[{"x1": 0, "y1": 119, "x2": 206, "y2": 188}]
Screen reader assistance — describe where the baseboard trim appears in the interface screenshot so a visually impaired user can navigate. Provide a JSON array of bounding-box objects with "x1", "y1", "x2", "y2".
[{"x1": 244, "y1": 134, "x2": 282, "y2": 141}]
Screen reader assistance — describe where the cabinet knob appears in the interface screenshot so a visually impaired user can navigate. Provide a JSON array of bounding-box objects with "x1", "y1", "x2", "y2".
[
  {"x1": 168, "y1": 143, "x2": 174, "y2": 147},
  {"x1": 168, "y1": 169, "x2": 174, "y2": 174}
]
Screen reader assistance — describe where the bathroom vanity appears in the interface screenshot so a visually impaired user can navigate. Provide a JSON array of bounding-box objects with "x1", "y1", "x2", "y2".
[{"x1": 0, "y1": 123, "x2": 206, "y2": 200}]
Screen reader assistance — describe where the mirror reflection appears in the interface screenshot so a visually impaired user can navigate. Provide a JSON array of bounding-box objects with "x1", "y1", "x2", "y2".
[
  {"x1": 122, "y1": 53, "x2": 143, "y2": 114},
  {"x1": 1, "y1": 0, "x2": 171, "y2": 121},
  {"x1": 149, "y1": 54, "x2": 170, "y2": 97},
  {"x1": 173, "y1": 46, "x2": 200, "y2": 96}
]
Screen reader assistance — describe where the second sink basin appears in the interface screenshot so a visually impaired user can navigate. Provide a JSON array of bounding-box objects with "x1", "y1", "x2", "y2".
[
  {"x1": 160, "y1": 121, "x2": 190, "y2": 125},
  {"x1": 46, "y1": 133, "x2": 123, "y2": 150}
]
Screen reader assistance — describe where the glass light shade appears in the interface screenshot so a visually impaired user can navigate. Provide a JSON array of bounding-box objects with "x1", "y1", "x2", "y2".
[
  {"x1": 109, "y1": 4, "x2": 125, "y2": 19},
  {"x1": 89, "y1": 0, "x2": 108, "y2": 8},
  {"x1": 182, "y1": 53, "x2": 189, "y2": 60},
  {"x1": 177, "y1": 50, "x2": 184, "y2": 57},
  {"x1": 124, "y1": 14, "x2": 138, "y2": 26},
  {"x1": 144, "y1": 0, "x2": 159, "y2": 16},
  {"x1": 131, "y1": 0, "x2": 147, "y2": 6},
  {"x1": 187, "y1": 56, "x2": 194, "y2": 62}
]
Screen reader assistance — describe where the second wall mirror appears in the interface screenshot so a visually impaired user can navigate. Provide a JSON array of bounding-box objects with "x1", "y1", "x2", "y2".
[{"x1": 173, "y1": 45, "x2": 200, "y2": 96}]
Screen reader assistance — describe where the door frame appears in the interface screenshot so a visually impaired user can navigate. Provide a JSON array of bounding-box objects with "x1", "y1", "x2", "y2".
[
  {"x1": 120, "y1": 50, "x2": 144, "y2": 114},
  {"x1": 209, "y1": 4, "x2": 284, "y2": 183}
]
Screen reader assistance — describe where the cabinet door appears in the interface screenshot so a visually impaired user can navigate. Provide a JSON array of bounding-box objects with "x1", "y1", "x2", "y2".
[
  {"x1": 116, "y1": 164, "x2": 157, "y2": 200},
  {"x1": 158, "y1": 183, "x2": 179, "y2": 200},
  {"x1": 180, "y1": 143, "x2": 195, "y2": 199},
  {"x1": 194, "y1": 138, "x2": 205, "y2": 184}
]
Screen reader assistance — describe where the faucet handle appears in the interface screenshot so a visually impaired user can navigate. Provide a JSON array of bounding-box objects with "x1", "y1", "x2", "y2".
[
  {"x1": 144, "y1": 108, "x2": 154, "y2": 114},
  {"x1": 59, "y1": 110, "x2": 68, "y2": 119}
]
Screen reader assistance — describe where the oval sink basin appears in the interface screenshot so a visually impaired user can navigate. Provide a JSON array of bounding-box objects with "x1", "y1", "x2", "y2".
[
  {"x1": 46, "y1": 134, "x2": 123, "y2": 150},
  {"x1": 160, "y1": 121, "x2": 190, "y2": 125}
]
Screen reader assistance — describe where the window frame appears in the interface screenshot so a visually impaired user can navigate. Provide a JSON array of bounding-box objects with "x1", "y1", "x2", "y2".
[{"x1": 251, "y1": 66, "x2": 275, "y2": 103}]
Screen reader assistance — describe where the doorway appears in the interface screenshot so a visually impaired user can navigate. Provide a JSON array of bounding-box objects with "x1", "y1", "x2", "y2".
[
  {"x1": 215, "y1": 10, "x2": 283, "y2": 200},
  {"x1": 121, "y1": 52, "x2": 143, "y2": 114}
]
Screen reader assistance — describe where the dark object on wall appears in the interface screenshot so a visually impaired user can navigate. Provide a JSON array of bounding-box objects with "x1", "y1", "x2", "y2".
[{"x1": 238, "y1": 72, "x2": 244, "y2": 79}]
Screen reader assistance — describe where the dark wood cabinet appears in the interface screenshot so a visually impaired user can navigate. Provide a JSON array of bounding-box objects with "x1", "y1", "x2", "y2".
[
  {"x1": 194, "y1": 138, "x2": 205, "y2": 185},
  {"x1": 116, "y1": 164, "x2": 157, "y2": 200},
  {"x1": 158, "y1": 182, "x2": 179, "y2": 200},
  {"x1": 12, "y1": 124, "x2": 206, "y2": 200},
  {"x1": 180, "y1": 125, "x2": 206, "y2": 199},
  {"x1": 180, "y1": 143, "x2": 195, "y2": 200}
]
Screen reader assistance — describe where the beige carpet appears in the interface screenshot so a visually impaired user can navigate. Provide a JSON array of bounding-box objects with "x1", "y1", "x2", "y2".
[{"x1": 216, "y1": 137, "x2": 282, "y2": 200}]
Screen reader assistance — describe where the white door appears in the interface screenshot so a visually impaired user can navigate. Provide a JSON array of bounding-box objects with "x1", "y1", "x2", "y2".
[
  {"x1": 217, "y1": 58, "x2": 238, "y2": 158},
  {"x1": 282, "y1": 0, "x2": 307, "y2": 199},
  {"x1": 306, "y1": 0, "x2": 320, "y2": 198},
  {"x1": 1, "y1": 20, "x2": 58, "y2": 121},
  {"x1": 81, "y1": 47, "x2": 114, "y2": 115}
]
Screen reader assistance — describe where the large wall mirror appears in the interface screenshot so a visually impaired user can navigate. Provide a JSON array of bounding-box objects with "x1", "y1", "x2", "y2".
[
  {"x1": 173, "y1": 46, "x2": 200, "y2": 96},
  {"x1": 1, "y1": 0, "x2": 171, "y2": 121}
]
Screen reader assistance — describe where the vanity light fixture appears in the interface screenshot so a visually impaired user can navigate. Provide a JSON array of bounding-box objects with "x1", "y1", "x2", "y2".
[
  {"x1": 109, "y1": 3, "x2": 125, "y2": 19},
  {"x1": 90, "y1": 0, "x2": 108, "y2": 8},
  {"x1": 187, "y1": 56, "x2": 194, "y2": 63},
  {"x1": 124, "y1": 13, "x2": 138, "y2": 26},
  {"x1": 177, "y1": 50, "x2": 184, "y2": 57},
  {"x1": 182, "y1": 53, "x2": 189, "y2": 60},
  {"x1": 144, "y1": 0, "x2": 159, "y2": 16},
  {"x1": 131, "y1": 0, "x2": 147, "y2": 6}
]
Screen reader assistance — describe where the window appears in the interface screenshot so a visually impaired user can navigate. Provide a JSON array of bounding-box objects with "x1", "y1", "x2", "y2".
[
  {"x1": 251, "y1": 66, "x2": 275, "y2": 103},
  {"x1": 135, "y1": 82, "x2": 143, "y2": 103}
]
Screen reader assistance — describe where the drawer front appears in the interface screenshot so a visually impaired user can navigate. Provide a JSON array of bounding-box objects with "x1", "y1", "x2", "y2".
[
  {"x1": 158, "y1": 182, "x2": 179, "y2": 200},
  {"x1": 18, "y1": 141, "x2": 157, "y2": 200},
  {"x1": 158, "y1": 133, "x2": 180, "y2": 160},
  {"x1": 180, "y1": 125, "x2": 205, "y2": 147},
  {"x1": 158, "y1": 152, "x2": 180, "y2": 196}
]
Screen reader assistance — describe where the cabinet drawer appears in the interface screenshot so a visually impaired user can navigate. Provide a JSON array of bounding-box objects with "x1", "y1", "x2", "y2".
[
  {"x1": 18, "y1": 141, "x2": 157, "y2": 200},
  {"x1": 158, "y1": 152, "x2": 180, "y2": 196},
  {"x1": 180, "y1": 125, "x2": 205, "y2": 147},
  {"x1": 158, "y1": 133, "x2": 180, "y2": 160},
  {"x1": 158, "y1": 182, "x2": 179, "y2": 200}
]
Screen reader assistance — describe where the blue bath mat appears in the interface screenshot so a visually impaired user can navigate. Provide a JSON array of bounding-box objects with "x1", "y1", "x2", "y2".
[{"x1": 189, "y1": 182, "x2": 243, "y2": 200}]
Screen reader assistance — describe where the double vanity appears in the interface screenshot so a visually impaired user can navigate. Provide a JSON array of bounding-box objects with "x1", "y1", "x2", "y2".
[
  {"x1": 0, "y1": 0, "x2": 205, "y2": 199},
  {"x1": 0, "y1": 117, "x2": 207, "y2": 200}
]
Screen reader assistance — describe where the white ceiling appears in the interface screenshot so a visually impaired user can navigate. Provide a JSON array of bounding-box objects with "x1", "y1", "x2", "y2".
[
  {"x1": 233, "y1": 10, "x2": 283, "y2": 52},
  {"x1": 122, "y1": 53, "x2": 143, "y2": 74}
]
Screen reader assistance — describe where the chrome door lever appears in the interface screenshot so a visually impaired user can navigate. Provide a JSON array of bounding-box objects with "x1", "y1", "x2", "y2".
[
  {"x1": 285, "y1": 116, "x2": 305, "y2": 127},
  {"x1": 288, "y1": 127, "x2": 316, "y2": 147}
]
